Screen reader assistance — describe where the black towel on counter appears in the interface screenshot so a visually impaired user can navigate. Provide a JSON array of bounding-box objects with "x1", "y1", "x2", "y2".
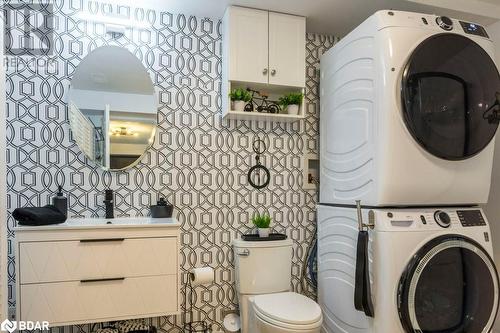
[{"x1": 13, "y1": 205, "x2": 67, "y2": 226}]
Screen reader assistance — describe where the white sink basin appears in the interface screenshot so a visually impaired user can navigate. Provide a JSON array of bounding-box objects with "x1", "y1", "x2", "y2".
[{"x1": 15, "y1": 216, "x2": 180, "y2": 230}]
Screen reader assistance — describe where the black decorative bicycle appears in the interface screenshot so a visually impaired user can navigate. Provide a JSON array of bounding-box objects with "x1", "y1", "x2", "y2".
[{"x1": 244, "y1": 88, "x2": 281, "y2": 114}]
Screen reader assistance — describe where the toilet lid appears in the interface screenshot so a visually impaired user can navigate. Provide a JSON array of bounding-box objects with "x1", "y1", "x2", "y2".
[{"x1": 252, "y1": 292, "x2": 322, "y2": 325}]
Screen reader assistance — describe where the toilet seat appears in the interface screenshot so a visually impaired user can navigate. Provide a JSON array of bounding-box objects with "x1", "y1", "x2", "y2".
[{"x1": 252, "y1": 292, "x2": 322, "y2": 330}]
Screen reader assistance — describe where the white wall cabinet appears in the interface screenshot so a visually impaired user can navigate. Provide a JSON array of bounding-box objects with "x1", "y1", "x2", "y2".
[
  {"x1": 15, "y1": 218, "x2": 180, "y2": 327},
  {"x1": 224, "y1": 6, "x2": 305, "y2": 87},
  {"x1": 222, "y1": 6, "x2": 306, "y2": 121}
]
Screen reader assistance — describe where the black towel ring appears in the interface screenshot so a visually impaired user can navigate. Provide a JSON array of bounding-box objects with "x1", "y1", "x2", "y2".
[
  {"x1": 247, "y1": 164, "x2": 270, "y2": 189},
  {"x1": 248, "y1": 138, "x2": 270, "y2": 189}
]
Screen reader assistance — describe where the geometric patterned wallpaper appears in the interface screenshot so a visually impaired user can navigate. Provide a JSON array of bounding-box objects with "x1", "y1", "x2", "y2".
[{"x1": 5, "y1": 0, "x2": 337, "y2": 331}]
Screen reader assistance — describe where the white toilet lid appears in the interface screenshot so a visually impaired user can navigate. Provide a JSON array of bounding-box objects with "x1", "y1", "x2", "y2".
[{"x1": 252, "y1": 292, "x2": 322, "y2": 325}]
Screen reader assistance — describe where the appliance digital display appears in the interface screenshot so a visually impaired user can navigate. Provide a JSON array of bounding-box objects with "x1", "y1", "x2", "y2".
[
  {"x1": 466, "y1": 23, "x2": 477, "y2": 32},
  {"x1": 459, "y1": 21, "x2": 488, "y2": 37},
  {"x1": 456, "y1": 210, "x2": 486, "y2": 227}
]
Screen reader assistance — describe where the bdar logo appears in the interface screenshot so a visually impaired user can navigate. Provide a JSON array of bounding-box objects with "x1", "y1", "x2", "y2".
[{"x1": 0, "y1": 319, "x2": 16, "y2": 333}]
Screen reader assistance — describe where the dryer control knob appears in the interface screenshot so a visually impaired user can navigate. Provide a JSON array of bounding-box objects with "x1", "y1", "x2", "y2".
[
  {"x1": 434, "y1": 210, "x2": 451, "y2": 228},
  {"x1": 436, "y1": 16, "x2": 453, "y2": 30}
]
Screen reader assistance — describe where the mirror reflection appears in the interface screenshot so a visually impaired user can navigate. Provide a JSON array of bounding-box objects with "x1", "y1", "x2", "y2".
[{"x1": 68, "y1": 46, "x2": 156, "y2": 171}]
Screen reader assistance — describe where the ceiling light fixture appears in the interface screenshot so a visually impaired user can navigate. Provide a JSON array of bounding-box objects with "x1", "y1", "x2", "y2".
[{"x1": 110, "y1": 127, "x2": 138, "y2": 136}]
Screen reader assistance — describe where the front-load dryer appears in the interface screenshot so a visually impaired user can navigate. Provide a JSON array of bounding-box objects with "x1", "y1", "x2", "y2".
[
  {"x1": 317, "y1": 204, "x2": 499, "y2": 333},
  {"x1": 320, "y1": 10, "x2": 500, "y2": 206}
]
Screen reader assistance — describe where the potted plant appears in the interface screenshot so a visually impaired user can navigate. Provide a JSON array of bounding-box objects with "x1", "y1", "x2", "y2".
[
  {"x1": 278, "y1": 92, "x2": 303, "y2": 115},
  {"x1": 229, "y1": 88, "x2": 252, "y2": 111},
  {"x1": 252, "y1": 213, "x2": 272, "y2": 238}
]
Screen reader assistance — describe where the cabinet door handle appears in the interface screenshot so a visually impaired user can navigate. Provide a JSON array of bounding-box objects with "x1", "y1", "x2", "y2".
[
  {"x1": 271, "y1": 69, "x2": 276, "y2": 76},
  {"x1": 262, "y1": 68, "x2": 268, "y2": 75},
  {"x1": 80, "y1": 238, "x2": 125, "y2": 243},
  {"x1": 80, "y1": 277, "x2": 125, "y2": 283}
]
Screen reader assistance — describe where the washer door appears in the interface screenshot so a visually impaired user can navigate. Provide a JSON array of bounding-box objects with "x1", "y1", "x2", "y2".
[
  {"x1": 401, "y1": 33, "x2": 500, "y2": 160},
  {"x1": 398, "y1": 235, "x2": 499, "y2": 333}
]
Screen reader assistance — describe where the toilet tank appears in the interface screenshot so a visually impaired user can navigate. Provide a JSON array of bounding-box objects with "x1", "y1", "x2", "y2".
[{"x1": 232, "y1": 238, "x2": 292, "y2": 294}]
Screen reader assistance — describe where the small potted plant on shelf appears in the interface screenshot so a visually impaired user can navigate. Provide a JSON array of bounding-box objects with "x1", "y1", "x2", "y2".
[
  {"x1": 278, "y1": 92, "x2": 303, "y2": 115},
  {"x1": 252, "y1": 213, "x2": 272, "y2": 238},
  {"x1": 229, "y1": 88, "x2": 252, "y2": 112}
]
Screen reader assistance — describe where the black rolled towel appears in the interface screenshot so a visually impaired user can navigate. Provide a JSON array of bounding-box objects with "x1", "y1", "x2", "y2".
[{"x1": 13, "y1": 205, "x2": 67, "y2": 226}]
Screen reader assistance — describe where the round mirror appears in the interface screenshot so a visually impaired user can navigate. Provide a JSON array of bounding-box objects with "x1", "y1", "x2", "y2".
[{"x1": 68, "y1": 46, "x2": 156, "y2": 171}]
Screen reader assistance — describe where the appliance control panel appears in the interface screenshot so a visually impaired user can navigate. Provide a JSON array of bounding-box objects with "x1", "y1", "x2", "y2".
[
  {"x1": 375, "y1": 207, "x2": 489, "y2": 232},
  {"x1": 457, "y1": 209, "x2": 486, "y2": 227},
  {"x1": 459, "y1": 21, "x2": 488, "y2": 38}
]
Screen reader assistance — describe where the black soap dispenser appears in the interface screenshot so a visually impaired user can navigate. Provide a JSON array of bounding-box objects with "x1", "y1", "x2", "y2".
[
  {"x1": 150, "y1": 198, "x2": 173, "y2": 218},
  {"x1": 52, "y1": 185, "x2": 68, "y2": 217}
]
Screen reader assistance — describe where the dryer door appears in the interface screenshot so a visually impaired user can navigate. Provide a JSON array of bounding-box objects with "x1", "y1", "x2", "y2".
[
  {"x1": 398, "y1": 235, "x2": 499, "y2": 333},
  {"x1": 401, "y1": 33, "x2": 500, "y2": 160}
]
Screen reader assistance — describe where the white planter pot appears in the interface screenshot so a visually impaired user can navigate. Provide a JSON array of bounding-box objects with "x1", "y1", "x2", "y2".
[
  {"x1": 287, "y1": 104, "x2": 300, "y2": 115},
  {"x1": 258, "y1": 228, "x2": 270, "y2": 238},
  {"x1": 232, "y1": 100, "x2": 246, "y2": 111}
]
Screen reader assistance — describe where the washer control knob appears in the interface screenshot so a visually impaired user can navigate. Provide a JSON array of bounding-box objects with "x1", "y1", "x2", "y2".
[
  {"x1": 436, "y1": 16, "x2": 453, "y2": 30},
  {"x1": 434, "y1": 210, "x2": 451, "y2": 228}
]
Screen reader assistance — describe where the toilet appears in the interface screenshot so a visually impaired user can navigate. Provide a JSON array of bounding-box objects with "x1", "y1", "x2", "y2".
[{"x1": 233, "y1": 238, "x2": 323, "y2": 333}]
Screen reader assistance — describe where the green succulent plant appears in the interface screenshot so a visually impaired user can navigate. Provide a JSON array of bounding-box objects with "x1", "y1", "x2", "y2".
[
  {"x1": 229, "y1": 88, "x2": 252, "y2": 102},
  {"x1": 252, "y1": 214, "x2": 272, "y2": 228},
  {"x1": 278, "y1": 92, "x2": 303, "y2": 107}
]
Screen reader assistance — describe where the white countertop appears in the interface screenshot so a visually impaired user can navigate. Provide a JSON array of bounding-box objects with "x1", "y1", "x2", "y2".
[{"x1": 14, "y1": 217, "x2": 180, "y2": 231}]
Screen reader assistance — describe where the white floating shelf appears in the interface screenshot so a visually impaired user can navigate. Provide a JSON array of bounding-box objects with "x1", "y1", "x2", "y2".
[
  {"x1": 222, "y1": 80, "x2": 306, "y2": 123},
  {"x1": 224, "y1": 110, "x2": 304, "y2": 122}
]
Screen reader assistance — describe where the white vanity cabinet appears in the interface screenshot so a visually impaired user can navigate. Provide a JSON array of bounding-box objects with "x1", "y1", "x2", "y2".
[
  {"x1": 14, "y1": 218, "x2": 180, "y2": 327},
  {"x1": 223, "y1": 6, "x2": 305, "y2": 87}
]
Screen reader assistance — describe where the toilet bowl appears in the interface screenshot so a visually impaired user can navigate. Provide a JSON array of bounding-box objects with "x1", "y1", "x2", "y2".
[
  {"x1": 249, "y1": 292, "x2": 322, "y2": 333},
  {"x1": 232, "y1": 238, "x2": 323, "y2": 333}
]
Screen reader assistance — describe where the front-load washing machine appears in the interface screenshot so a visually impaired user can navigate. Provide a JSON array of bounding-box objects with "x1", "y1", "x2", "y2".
[
  {"x1": 320, "y1": 10, "x2": 500, "y2": 206},
  {"x1": 317, "y1": 204, "x2": 499, "y2": 333}
]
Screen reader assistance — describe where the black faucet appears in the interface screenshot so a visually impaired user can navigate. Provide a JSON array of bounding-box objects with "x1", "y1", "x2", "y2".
[{"x1": 104, "y1": 189, "x2": 114, "y2": 219}]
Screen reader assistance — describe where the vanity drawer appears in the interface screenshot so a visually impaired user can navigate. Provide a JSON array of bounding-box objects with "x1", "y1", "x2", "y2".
[
  {"x1": 20, "y1": 275, "x2": 178, "y2": 325},
  {"x1": 19, "y1": 237, "x2": 177, "y2": 284}
]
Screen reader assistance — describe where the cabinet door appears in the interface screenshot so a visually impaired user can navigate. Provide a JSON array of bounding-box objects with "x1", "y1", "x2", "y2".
[
  {"x1": 269, "y1": 13, "x2": 306, "y2": 87},
  {"x1": 227, "y1": 7, "x2": 269, "y2": 84}
]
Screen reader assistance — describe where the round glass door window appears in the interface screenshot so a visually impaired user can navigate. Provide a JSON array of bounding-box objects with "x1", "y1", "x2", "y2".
[
  {"x1": 398, "y1": 235, "x2": 499, "y2": 333},
  {"x1": 401, "y1": 33, "x2": 500, "y2": 160}
]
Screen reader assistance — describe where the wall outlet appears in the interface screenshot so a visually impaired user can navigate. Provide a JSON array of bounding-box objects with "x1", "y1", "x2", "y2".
[{"x1": 8, "y1": 306, "x2": 15, "y2": 320}]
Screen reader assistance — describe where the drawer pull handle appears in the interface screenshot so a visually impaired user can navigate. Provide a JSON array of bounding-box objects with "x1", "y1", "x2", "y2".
[
  {"x1": 80, "y1": 238, "x2": 125, "y2": 243},
  {"x1": 80, "y1": 277, "x2": 125, "y2": 283}
]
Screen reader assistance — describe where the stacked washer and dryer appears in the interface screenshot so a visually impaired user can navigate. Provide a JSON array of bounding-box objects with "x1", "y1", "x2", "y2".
[{"x1": 318, "y1": 10, "x2": 500, "y2": 333}]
